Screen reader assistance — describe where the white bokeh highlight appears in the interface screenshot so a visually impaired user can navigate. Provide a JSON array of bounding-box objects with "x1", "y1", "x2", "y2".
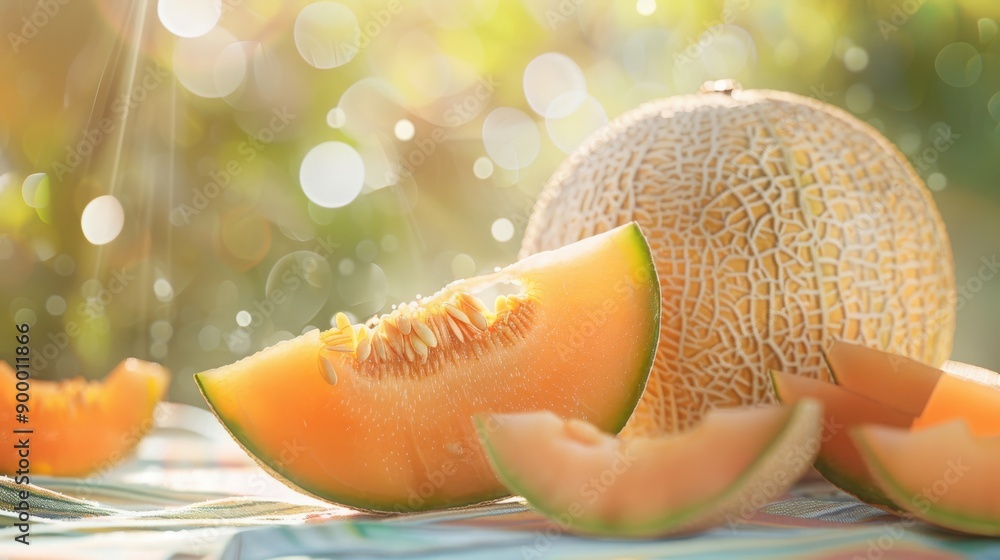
[
  {"x1": 491, "y1": 218, "x2": 514, "y2": 242},
  {"x1": 294, "y1": 2, "x2": 361, "y2": 69},
  {"x1": 157, "y1": 0, "x2": 222, "y2": 38},
  {"x1": 300, "y1": 141, "x2": 366, "y2": 208},
  {"x1": 523, "y1": 53, "x2": 587, "y2": 119},
  {"x1": 482, "y1": 108, "x2": 540, "y2": 170},
  {"x1": 81, "y1": 195, "x2": 125, "y2": 246}
]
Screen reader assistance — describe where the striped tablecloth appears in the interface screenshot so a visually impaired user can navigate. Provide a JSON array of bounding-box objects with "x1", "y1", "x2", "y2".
[{"x1": 0, "y1": 403, "x2": 996, "y2": 560}]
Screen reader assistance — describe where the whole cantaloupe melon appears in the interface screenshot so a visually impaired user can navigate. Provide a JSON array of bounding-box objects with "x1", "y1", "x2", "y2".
[{"x1": 520, "y1": 81, "x2": 956, "y2": 436}]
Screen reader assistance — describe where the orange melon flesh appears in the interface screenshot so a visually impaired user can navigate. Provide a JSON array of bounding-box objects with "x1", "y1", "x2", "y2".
[
  {"x1": 912, "y1": 369, "x2": 1000, "y2": 436},
  {"x1": 824, "y1": 340, "x2": 941, "y2": 416},
  {"x1": 769, "y1": 370, "x2": 913, "y2": 511},
  {"x1": 474, "y1": 401, "x2": 822, "y2": 537},
  {"x1": 827, "y1": 342, "x2": 1000, "y2": 436},
  {"x1": 0, "y1": 359, "x2": 169, "y2": 477},
  {"x1": 195, "y1": 223, "x2": 660, "y2": 512},
  {"x1": 854, "y1": 421, "x2": 999, "y2": 536}
]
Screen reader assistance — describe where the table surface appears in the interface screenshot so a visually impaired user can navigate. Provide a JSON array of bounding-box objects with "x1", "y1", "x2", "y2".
[{"x1": 0, "y1": 403, "x2": 996, "y2": 560}]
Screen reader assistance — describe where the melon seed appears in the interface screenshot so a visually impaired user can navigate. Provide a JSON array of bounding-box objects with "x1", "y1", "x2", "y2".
[
  {"x1": 411, "y1": 336, "x2": 429, "y2": 360},
  {"x1": 355, "y1": 327, "x2": 372, "y2": 362},
  {"x1": 319, "y1": 355, "x2": 339, "y2": 385},
  {"x1": 383, "y1": 320, "x2": 404, "y2": 356},
  {"x1": 413, "y1": 321, "x2": 438, "y2": 348},
  {"x1": 335, "y1": 312, "x2": 351, "y2": 331},
  {"x1": 372, "y1": 333, "x2": 388, "y2": 361},
  {"x1": 444, "y1": 303, "x2": 472, "y2": 327},
  {"x1": 397, "y1": 315, "x2": 412, "y2": 335}
]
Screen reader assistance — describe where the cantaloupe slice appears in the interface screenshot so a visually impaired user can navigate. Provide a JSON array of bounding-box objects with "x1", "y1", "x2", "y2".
[
  {"x1": 915, "y1": 360, "x2": 1000, "y2": 436},
  {"x1": 769, "y1": 370, "x2": 913, "y2": 511},
  {"x1": 826, "y1": 342, "x2": 1000, "y2": 436},
  {"x1": 196, "y1": 223, "x2": 660, "y2": 512},
  {"x1": 0, "y1": 358, "x2": 169, "y2": 477},
  {"x1": 853, "y1": 421, "x2": 995, "y2": 536},
  {"x1": 474, "y1": 400, "x2": 822, "y2": 537},
  {"x1": 823, "y1": 340, "x2": 941, "y2": 416}
]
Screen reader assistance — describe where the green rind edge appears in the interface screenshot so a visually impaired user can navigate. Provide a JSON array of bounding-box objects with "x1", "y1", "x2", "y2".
[{"x1": 608, "y1": 222, "x2": 661, "y2": 433}]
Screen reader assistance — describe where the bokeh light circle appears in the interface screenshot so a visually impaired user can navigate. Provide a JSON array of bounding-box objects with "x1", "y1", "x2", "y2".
[
  {"x1": 988, "y1": 91, "x2": 1000, "y2": 121},
  {"x1": 300, "y1": 141, "x2": 366, "y2": 208},
  {"x1": 294, "y1": 2, "x2": 360, "y2": 69},
  {"x1": 451, "y1": 253, "x2": 476, "y2": 279},
  {"x1": 636, "y1": 0, "x2": 656, "y2": 16},
  {"x1": 845, "y1": 83, "x2": 874, "y2": 113},
  {"x1": 927, "y1": 172, "x2": 947, "y2": 191},
  {"x1": 935, "y1": 43, "x2": 982, "y2": 87},
  {"x1": 482, "y1": 108, "x2": 540, "y2": 170},
  {"x1": 843, "y1": 47, "x2": 869, "y2": 72},
  {"x1": 157, "y1": 0, "x2": 222, "y2": 38},
  {"x1": 81, "y1": 195, "x2": 124, "y2": 245},
  {"x1": 45, "y1": 295, "x2": 66, "y2": 316},
  {"x1": 700, "y1": 25, "x2": 756, "y2": 78},
  {"x1": 154, "y1": 278, "x2": 174, "y2": 302},
  {"x1": 199, "y1": 326, "x2": 221, "y2": 351},
  {"x1": 381, "y1": 234, "x2": 399, "y2": 252},
  {"x1": 545, "y1": 93, "x2": 607, "y2": 153},
  {"x1": 54, "y1": 254, "x2": 75, "y2": 276},
  {"x1": 491, "y1": 218, "x2": 514, "y2": 242},
  {"x1": 14, "y1": 308, "x2": 36, "y2": 327},
  {"x1": 236, "y1": 310, "x2": 252, "y2": 327},
  {"x1": 21, "y1": 173, "x2": 49, "y2": 208},
  {"x1": 173, "y1": 27, "x2": 246, "y2": 98},
  {"x1": 473, "y1": 156, "x2": 493, "y2": 179},
  {"x1": 337, "y1": 263, "x2": 387, "y2": 316},
  {"x1": 523, "y1": 53, "x2": 587, "y2": 119},
  {"x1": 394, "y1": 119, "x2": 415, "y2": 141},
  {"x1": 265, "y1": 251, "x2": 334, "y2": 325},
  {"x1": 339, "y1": 258, "x2": 355, "y2": 275},
  {"x1": 356, "y1": 239, "x2": 378, "y2": 261},
  {"x1": 327, "y1": 107, "x2": 346, "y2": 128}
]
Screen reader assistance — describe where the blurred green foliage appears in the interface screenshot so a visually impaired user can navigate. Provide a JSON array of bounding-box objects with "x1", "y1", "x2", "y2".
[{"x1": 0, "y1": 0, "x2": 998, "y2": 405}]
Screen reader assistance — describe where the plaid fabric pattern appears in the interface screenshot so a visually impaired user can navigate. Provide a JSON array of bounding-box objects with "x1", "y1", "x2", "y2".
[{"x1": 0, "y1": 403, "x2": 994, "y2": 560}]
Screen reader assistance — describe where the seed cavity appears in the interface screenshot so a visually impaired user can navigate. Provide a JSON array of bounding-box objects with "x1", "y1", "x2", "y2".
[
  {"x1": 494, "y1": 295, "x2": 509, "y2": 315},
  {"x1": 317, "y1": 290, "x2": 533, "y2": 373}
]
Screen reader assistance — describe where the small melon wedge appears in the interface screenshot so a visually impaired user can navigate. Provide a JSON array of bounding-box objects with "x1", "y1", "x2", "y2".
[
  {"x1": 853, "y1": 421, "x2": 997, "y2": 536},
  {"x1": 473, "y1": 400, "x2": 822, "y2": 537},
  {"x1": 824, "y1": 340, "x2": 941, "y2": 416},
  {"x1": 0, "y1": 359, "x2": 170, "y2": 476},
  {"x1": 826, "y1": 342, "x2": 1000, "y2": 436},
  {"x1": 769, "y1": 370, "x2": 913, "y2": 511},
  {"x1": 196, "y1": 223, "x2": 660, "y2": 512},
  {"x1": 911, "y1": 370, "x2": 1000, "y2": 436}
]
